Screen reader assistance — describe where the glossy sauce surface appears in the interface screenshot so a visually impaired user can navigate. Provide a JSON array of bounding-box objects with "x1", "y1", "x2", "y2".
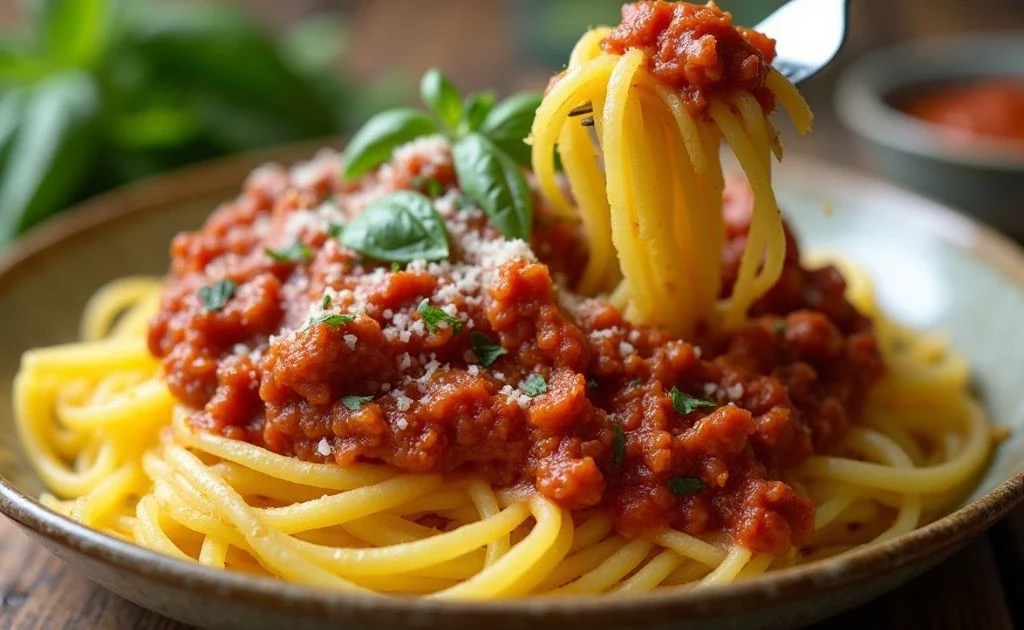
[
  {"x1": 600, "y1": 1, "x2": 777, "y2": 114},
  {"x1": 149, "y1": 137, "x2": 882, "y2": 554}
]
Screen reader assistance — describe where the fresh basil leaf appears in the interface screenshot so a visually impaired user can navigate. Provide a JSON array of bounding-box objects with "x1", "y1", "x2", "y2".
[
  {"x1": 420, "y1": 68, "x2": 462, "y2": 130},
  {"x1": 669, "y1": 386, "x2": 717, "y2": 415},
  {"x1": 480, "y1": 91, "x2": 543, "y2": 167},
  {"x1": 199, "y1": 279, "x2": 236, "y2": 311},
  {"x1": 321, "y1": 294, "x2": 332, "y2": 308},
  {"x1": 266, "y1": 241, "x2": 312, "y2": 263},
  {"x1": 461, "y1": 91, "x2": 496, "y2": 133},
  {"x1": 470, "y1": 331, "x2": 506, "y2": 367},
  {"x1": 667, "y1": 476, "x2": 706, "y2": 495},
  {"x1": 452, "y1": 132, "x2": 533, "y2": 240},
  {"x1": 520, "y1": 374, "x2": 547, "y2": 398},
  {"x1": 417, "y1": 299, "x2": 463, "y2": 334},
  {"x1": 342, "y1": 108, "x2": 438, "y2": 180},
  {"x1": 339, "y1": 191, "x2": 449, "y2": 263},
  {"x1": 341, "y1": 394, "x2": 373, "y2": 411},
  {"x1": 0, "y1": 72, "x2": 99, "y2": 243}
]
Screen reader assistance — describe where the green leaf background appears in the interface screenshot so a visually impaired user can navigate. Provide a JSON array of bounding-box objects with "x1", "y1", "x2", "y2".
[{"x1": 0, "y1": 0, "x2": 399, "y2": 245}]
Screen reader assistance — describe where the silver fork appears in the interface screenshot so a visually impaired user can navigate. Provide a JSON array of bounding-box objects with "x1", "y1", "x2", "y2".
[
  {"x1": 758, "y1": 0, "x2": 850, "y2": 85},
  {"x1": 569, "y1": 0, "x2": 850, "y2": 124}
]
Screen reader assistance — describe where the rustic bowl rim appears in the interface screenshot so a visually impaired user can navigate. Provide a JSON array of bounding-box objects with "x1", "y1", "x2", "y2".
[
  {"x1": 0, "y1": 145, "x2": 1022, "y2": 624},
  {"x1": 834, "y1": 33, "x2": 1024, "y2": 172}
]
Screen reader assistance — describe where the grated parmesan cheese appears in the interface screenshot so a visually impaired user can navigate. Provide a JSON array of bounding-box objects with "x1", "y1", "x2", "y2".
[
  {"x1": 500, "y1": 384, "x2": 531, "y2": 409},
  {"x1": 393, "y1": 390, "x2": 414, "y2": 412},
  {"x1": 316, "y1": 438, "x2": 332, "y2": 457},
  {"x1": 726, "y1": 383, "x2": 745, "y2": 400}
]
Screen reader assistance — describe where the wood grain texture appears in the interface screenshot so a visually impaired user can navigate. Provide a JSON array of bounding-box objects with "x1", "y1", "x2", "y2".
[{"x1": 0, "y1": 521, "x2": 183, "y2": 630}]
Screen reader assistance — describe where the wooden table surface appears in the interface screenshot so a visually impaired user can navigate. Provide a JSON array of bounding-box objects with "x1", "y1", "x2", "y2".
[{"x1": 2, "y1": 1, "x2": 1024, "y2": 628}]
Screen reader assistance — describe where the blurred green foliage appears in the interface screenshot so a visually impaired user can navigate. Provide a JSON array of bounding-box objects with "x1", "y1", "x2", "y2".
[{"x1": 0, "y1": 0, "x2": 392, "y2": 245}]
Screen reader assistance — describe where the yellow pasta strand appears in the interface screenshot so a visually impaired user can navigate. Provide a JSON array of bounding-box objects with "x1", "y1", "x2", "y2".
[{"x1": 12, "y1": 20, "x2": 994, "y2": 601}]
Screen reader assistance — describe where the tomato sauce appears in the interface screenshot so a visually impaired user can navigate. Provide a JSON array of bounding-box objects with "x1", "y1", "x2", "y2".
[
  {"x1": 148, "y1": 136, "x2": 882, "y2": 555},
  {"x1": 600, "y1": 1, "x2": 777, "y2": 114},
  {"x1": 901, "y1": 79, "x2": 1024, "y2": 145}
]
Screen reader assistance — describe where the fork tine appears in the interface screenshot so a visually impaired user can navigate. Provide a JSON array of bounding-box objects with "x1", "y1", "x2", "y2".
[
  {"x1": 772, "y1": 60, "x2": 814, "y2": 84},
  {"x1": 569, "y1": 103, "x2": 594, "y2": 117}
]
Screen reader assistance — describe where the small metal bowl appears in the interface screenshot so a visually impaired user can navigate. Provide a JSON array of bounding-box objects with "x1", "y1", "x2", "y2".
[{"x1": 835, "y1": 34, "x2": 1024, "y2": 239}]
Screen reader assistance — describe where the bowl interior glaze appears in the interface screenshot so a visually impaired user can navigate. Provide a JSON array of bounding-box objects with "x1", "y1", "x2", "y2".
[{"x1": 0, "y1": 151, "x2": 1022, "y2": 630}]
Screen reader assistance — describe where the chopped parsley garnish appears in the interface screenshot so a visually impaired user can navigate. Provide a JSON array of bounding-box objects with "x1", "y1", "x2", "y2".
[
  {"x1": 417, "y1": 299, "x2": 463, "y2": 334},
  {"x1": 667, "y1": 476, "x2": 706, "y2": 495},
  {"x1": 341, "y1": 395, "x2": 374, "y2": 411},
  {"x1": 520, "y1": 374, "x2": 547, "y2": 398},
  {"x1": 198, "y1": 279, "x2": 236, "y2": 311},
  {"x1": 306, "y1": 313, "x2": 356, "y2": 329},
  {"x1": 613, "y1": 423, "x2": 626, "y2": 466},
  {"x1": 772, "y1": 320, "x2": 787, "y2": 334},
  {"x1": 470, "y1": 331, "x2": 506, "y2": 366},
  {"x1": 266, "y1": 241, "x2": 312, "y2": 263},
  {"x1": 322, "y1": 294, "x2": 332, "y2": 309},
  {"x1": 587, "y1": 378, "x2": 599, "y2": 389},
  {"x1": 391, "y1": 261, "x2": 401, "y2": 272},
  {"x1": 326, "y1": 223, "x2": 344, "y2": 238},
  {"x1": 669, "y1": 386, "x2": 717, "y2": 415},
  {"x1": 628, "y1": 378, "x2": 643, "y2": 387}
]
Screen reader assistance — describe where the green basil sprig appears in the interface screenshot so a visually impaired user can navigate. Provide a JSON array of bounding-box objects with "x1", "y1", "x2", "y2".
[
  {"x1": 460, "y1": 91, "x2": 497, "y2": 134},
  {"x1": 343, "y1": 109, "x2": 438, "y2": 180},
  {"x1": 419, "y1": 69, "x2": 463, "y2": 131},
  {"x1": 453, "y1": 133, "x2": 532, "y2": 240},
  {"x1": 0, "y1": 1, "x2": 381, "y2": 246},
  {"x1": 479, "y1": 92, "x2": 544, "y2": 168},
  {"x1": 343, "y1": 68, "x2": 543, "y2": 242},
  {"x1": 339, "y1": 191, "x2": 449, "y2": 263}
]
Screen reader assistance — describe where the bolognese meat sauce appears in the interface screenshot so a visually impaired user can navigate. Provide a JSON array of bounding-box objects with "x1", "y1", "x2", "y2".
[
  {"x1": 148, "y1": 1, "x2": 882, "y2": 556},
  {"x1": 600, "y1": 0, "x2": 777, "y2": 114},
  {"x1": 148, "y1": 135, "x2": 882, "y2": 555}
]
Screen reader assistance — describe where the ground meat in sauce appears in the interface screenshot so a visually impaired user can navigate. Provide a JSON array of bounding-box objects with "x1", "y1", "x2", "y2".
[
  {"x1": 600, "y1": 1, "x2": 777, "y2": 115},
  {"x1": 147, "y1": 135, "x2": 883, "y2": 555}
]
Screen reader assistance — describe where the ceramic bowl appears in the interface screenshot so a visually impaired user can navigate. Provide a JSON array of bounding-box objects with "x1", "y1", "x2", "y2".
[
  {"x1": 834, "y1": 34, "x2": 1024, "y2": 239},
  {"x1": 0, "y1": 149, "x2": 1023, "y2": 630}
]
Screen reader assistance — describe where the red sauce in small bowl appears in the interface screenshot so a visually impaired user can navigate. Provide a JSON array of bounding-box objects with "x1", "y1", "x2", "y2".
[{"x1": 900, "y1": 79, "x2": 1024, "y2": 145}]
